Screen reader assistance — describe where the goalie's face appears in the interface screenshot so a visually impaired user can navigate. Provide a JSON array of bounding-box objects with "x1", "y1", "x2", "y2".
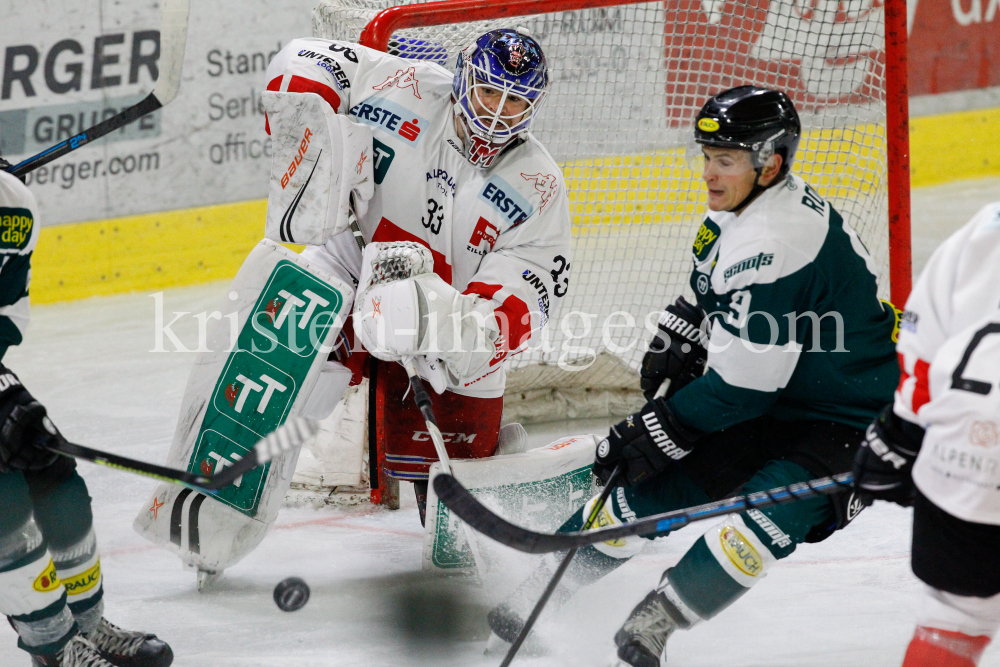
[
  {"x1": 701, "y1": 146, "x2": 782, "y2": 212},
  {"x1": 469, "y1": 80, "x2": 531, "y2": 131}
]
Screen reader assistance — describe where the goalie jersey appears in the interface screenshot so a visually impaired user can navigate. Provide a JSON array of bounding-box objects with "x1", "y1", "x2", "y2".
[
  {"x1": 667, "y1": 174, "x2": 899, "y2": 433},
  {"x1": 896, "y1": 202, "x2": 1000, "y2": 524},
  {"x1": 264, "y1": 39, "x2": 572, "y2": 398},
  {"x1": 0, "y1": 171, "x2": 39, "y2": 360}
]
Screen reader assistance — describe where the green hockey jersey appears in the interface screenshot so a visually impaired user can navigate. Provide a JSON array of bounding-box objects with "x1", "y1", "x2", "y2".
[
  {"x1": 0, "y1": 171, "x2": 39, "y2": 361},
  {"x1": 667, "y1": 173, "x2": 899, "y2": 433}
]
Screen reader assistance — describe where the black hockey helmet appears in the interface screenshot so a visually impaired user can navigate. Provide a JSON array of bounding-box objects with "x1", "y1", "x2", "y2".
[{"x1": 694, "y1": 85, "x2": 801, "y2": 176}]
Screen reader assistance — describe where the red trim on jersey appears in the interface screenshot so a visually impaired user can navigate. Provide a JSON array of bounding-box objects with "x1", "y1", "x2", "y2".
[
  {"x1": 901, "y1": 626, "x2": 989, "y2": 667},
  {"x1": 912, "y1": 358, "x2": 931, "y2": 412},
  {"x1": 464, "y1": 282, "x2": 531, "y2": 365},
  {"x1": 264, "y1": 77, "x2": 283, "y2": 136},
  {"x1": 464, "y1": 282, "x2": 501, "y2": 300},
  {"x1": 897, "y1": 352, "x2": 932, "y2": 414},
  {"x1": 286, "y1": 75, "x2": 342, "y2": 113},
  {"x1": 371, "y1": 218, "x2": 453, "y2": 284}
]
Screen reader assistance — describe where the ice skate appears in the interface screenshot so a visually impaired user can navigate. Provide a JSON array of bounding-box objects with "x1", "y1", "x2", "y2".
[
  {"x1": 81, "y1": 618, "x2": 173, "y2": 667},
  {"x1": 613, "y1": 590, "x2": 682, "y2": 667},
  {"x1": 31, "y1": 635, "x2": 115, "y2": 667},
  {"x1": 485, "y1": 561, "x2": 578, "y2": 653}
]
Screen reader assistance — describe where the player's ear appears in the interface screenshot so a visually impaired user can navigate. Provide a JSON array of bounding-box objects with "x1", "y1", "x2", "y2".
[{"x1": 760, "y1": 153, "x2": 783, "y2": 186}]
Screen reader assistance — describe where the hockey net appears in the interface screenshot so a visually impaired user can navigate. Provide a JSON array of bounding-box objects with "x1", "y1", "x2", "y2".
[{"x1": 313, "y1": 0, "x2": 902, "y2": 423}]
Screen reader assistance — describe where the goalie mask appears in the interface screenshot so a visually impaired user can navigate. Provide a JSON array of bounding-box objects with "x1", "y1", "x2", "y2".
[{"x1": 453, "y1": 28, "x2": 549, "y2": 168}]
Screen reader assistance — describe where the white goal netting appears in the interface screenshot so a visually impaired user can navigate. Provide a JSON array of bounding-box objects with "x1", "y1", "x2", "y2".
[{"x1": 313, "y1": 0, "x2": 891, "y2": 422}]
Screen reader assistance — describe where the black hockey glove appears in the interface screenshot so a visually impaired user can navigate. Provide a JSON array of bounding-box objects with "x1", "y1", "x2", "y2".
[
  {"x1": 640, "y1": 297, "x2": 708, "y2": 401},
  {"x1": 852, "y1": 404, "x2": 925, "y2": 507},
  {"x1": 593, "y1": 399, "x2": 700, "y2": 487},
  {"x1": 0, "y1": 366, "x2": 64, "y2": 473}
]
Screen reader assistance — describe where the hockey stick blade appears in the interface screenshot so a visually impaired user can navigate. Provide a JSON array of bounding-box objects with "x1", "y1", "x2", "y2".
[
  {"x1": 48, "y1": 417, "x2": 316, "y2": 492},
  {"x1": 433, "y1": 471, "x2": 855, "y2": 554},
  {"x1": 206, "y1": 417, "x2": 317, "y2": 489},
  {"x1": 7, "y1": 0, "x2": 190, "y2": 177}
]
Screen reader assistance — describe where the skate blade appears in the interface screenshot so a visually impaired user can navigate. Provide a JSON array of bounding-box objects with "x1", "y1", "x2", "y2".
[{"x1": 196, "y1": 569, "x2": 222, "y2": 592}]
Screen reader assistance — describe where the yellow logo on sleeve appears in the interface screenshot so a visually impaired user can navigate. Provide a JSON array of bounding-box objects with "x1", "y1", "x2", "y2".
[
  {"x1": 62, "y1": 559, "x2": 102, "y2": 596},
  {"x1": 32, "y1": 560, "x2": 60, "y2": 593},
  {"x1": 0, "y1": 208, "x2": 34, "y2": 250},
  {"x1": 720, "y1": 525, "x2": 764, "y2": 577}
]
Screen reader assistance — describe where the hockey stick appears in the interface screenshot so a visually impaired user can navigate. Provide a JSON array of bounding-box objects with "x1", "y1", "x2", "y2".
[
  {"x1": 5, "y1": 0, "x2": 190, "y2": 178},
  {"x1": 499, "y1": 465, "x2": 623, "y2": 667},
  {"x1": 434, "y1": 471, "x2": 855, "y2": 554},
  {"x1": 47, "y1": 417, "x2": 316, "y2": 492},
  {"x1": 347, "y1": 199, "x2": 489, "y2": 572},
  {"x1": 346, "y1": 197, "x2": 452, "y2": 473}
]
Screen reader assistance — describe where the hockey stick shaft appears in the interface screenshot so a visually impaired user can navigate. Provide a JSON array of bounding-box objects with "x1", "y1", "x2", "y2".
[
  {"x1": 434, "y1": 472, "x2": 855, "y2": 554},
  {"x1": 9, "y1": 95, "x2": 162, "y2": 177},
  {"x1": 6, "y1": 0, "x2": 190, "y2": 177},
  {"x1": 499, "y1": 466, "x2": 623, "y2": 667},
  {"x1": 47, "y1": 417, "x2": 315, "y2": 492}
]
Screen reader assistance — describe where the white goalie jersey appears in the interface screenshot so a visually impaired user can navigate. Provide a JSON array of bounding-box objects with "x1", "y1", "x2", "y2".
[
  {"x1": 264, "y1": 38, "x2": 572, "y2": 398},
  {"x1": 895, "y1": 202, "x2": 1000, "y2": 524}
]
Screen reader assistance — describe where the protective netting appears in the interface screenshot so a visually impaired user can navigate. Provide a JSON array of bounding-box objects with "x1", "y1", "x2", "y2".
[{"x1": 313, "y1": 0, "x2": 890, "y2": 421}]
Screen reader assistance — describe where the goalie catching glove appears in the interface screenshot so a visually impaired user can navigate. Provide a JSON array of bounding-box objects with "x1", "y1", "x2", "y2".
[
  {"x1": 593, "y1": 399, "x2": 701, "y2": 486},
  {"x1": 641, "y1": 296, "x2": 708, "y2": 401},
  {"x1": 353, "y1": 242, "x2": 500, "y2": 392},
  {"x1": 853, "y1": 404, "x2": 925, "y2": 507}
]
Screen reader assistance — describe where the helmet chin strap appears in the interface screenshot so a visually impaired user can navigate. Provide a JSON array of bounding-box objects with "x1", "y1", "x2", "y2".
[{"x1": 728, "y1": 167, "x2": 782, "y2": 214}]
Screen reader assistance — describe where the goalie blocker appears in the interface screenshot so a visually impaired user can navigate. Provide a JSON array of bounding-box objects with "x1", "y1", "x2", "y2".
[{"x1": 262, "y1": 91, "x2": 375, "y2": 246}]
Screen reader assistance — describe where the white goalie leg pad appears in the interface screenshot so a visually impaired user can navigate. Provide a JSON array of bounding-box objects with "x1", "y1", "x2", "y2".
[
  {"x1": 423, "y1": 434, "x2": 598, "y2": 573},
  {"x1": 916, "y1": 584, "x2": 1000, "y2": 638},
  {"x1": 134, "y1": 239, "x2": 354, "y2": 574},
  {"x1": 586, "y1": 486, "x2": 647, "y2": 559},
  {"x1": 701, "y1": 513, "x2": 778, "y2": 588},
  {"x1": 263, "y1": 91, "x2": 374, "y2": 245}
]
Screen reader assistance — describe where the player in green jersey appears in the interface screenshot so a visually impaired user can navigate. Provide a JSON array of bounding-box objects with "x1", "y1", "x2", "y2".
[{"x1": 487, "y1": 86, "x2": 900, "y2": 667}]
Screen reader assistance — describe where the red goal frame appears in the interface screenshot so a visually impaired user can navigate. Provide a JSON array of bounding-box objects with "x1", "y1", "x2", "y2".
[{"x1": 358, "y1": 0, "x2": 912, "y2": 307}]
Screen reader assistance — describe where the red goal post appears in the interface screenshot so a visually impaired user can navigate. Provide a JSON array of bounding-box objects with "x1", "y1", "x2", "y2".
[
  {"x1": 313, "y1": 0, "x2": 912, "y2": 426},
  {"x1": 355, "y1": 0, "x2": 911, "y2": 308}
]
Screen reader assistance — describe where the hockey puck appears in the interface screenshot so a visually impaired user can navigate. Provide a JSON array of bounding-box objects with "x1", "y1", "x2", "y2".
[{"x1": 273, "y1": 577, "x2": 310, "y2": 612}]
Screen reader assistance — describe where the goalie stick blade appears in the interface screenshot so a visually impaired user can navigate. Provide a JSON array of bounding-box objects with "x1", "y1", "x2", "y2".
[{"x1": 432, "y1": 472, "x2": 856, "y2": 554}]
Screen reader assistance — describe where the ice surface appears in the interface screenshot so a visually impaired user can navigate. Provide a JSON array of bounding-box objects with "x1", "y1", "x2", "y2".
[{"x1": 3, "y1": 179, "x2": 1000, "y2": 666}]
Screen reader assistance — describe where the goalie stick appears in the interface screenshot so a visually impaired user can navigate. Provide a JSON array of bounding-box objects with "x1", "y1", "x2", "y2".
[
  {"x1": 434, "y1": 471, "x2": 855, "y2": 554},
  {"x1": 5, "y1": 0, "x2": 190, "y2": 178},
  {"x1": 347, "y1": 196, "x2": 489, "y2": 572},
  {"x1": 47, "y1": 417, "x2": 316, "y2": 493}
]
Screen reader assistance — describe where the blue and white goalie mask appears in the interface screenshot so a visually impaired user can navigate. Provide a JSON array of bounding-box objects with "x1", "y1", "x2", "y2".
[{"x1": 452, "y1": 28, "x2": 549, "y2": 168}]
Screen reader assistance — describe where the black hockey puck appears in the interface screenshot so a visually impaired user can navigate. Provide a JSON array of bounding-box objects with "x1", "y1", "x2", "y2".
[{"x1": 273, "y1": 577, "x2": 310, "y2": 612}]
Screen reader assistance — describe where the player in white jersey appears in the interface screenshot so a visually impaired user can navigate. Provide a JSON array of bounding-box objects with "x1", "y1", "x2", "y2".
[
  {"x1": 854, "y1": 202, "x2": 1000, "y2": 667},
  {"x1": 263, "y1": 28, "x2": 571, "y2": 517},
  {"x1": 0, "y1": 160, "x2": 172, "y2": 666}
]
